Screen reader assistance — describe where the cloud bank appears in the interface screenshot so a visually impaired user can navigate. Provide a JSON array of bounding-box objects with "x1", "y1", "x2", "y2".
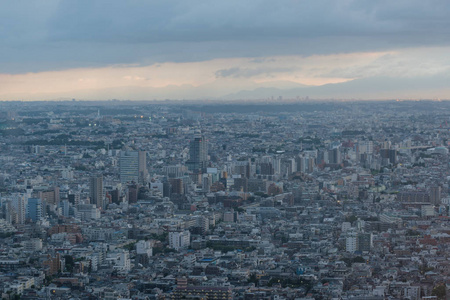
[{"x1": 1, "y1": 1, "x2": 450, "y2": 100}]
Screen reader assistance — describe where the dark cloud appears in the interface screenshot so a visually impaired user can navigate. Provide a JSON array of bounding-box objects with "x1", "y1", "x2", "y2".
[
  {"x1": 1, "y1": 0, "x2": 450, "y2": 73},
  {"x1": 215, "y1": 68, "x2": 241, "y2": 78},
  {"x1": 46, "y1": 0, "x2": 450, "y2": 43}
]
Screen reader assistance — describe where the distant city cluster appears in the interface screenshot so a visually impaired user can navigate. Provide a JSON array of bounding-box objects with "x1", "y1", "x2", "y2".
[{"x1": 0, "y1": 100, "x2": 449, "y2": 300}]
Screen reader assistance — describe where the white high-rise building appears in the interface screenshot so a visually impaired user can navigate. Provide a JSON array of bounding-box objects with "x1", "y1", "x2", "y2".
[
  {"x1": 12, "y1": 194, "x2": 27, "y2": 224},
  {"x1": 109, "y1": 251, "x2": 131, "y2": 273},
  {"x1": 358, "y1": 141, "x2": 374, "y2": 155},
  {"x1": 118, "y1": 251, "x2": 131, "y2": 272},
  {"x1": 136, "y1": 240, "x2": 153, "y2": 257},
  {"x1": 341, "y1": 222, "x2": 352, "y2": 232},
  {"x1": 346, "y1": 233, "x2": 358, "y2": 253},
  {"x1": 169, "y1": 231, "x2": 191, "y2": 250},
  {"x1": 346, "y1": 232, "x2": 372, "y2": 252}
]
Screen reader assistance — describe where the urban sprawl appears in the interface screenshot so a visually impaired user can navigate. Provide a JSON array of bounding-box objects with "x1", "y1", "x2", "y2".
[{"x1": 0, "y1": 100, "x2": 449, "y2": 300}]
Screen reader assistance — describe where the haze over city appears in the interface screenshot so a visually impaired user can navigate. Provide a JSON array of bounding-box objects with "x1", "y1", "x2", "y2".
[{"x1": 2, "y1": 1, "x2": 450, "y2": 101}]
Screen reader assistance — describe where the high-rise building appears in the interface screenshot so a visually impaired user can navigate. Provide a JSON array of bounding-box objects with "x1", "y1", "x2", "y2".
[
  {"x1": 136, "y1": 240, "x2": 153, "y2": 257},
  {"x1": 39, "y1": 187, "x2": 60, "y2": 205},
  {"x1": 89, "y1": 175, "x2": 104, "y2": 209},
  {"x1": 380, "y1": 148, "x2": 397, "y2": 165},
  {"x1": 127, "y1": 184, "x2": 138, "y2": 203},
  {"x1": 59, "y1": 199, "x2": 70, "y2": 217},
  {"x1": 138, "y1": 150, "x2": 147, "y2": 183},
  {"x1": 328, "y1": 147, "x2": 342, "y2": 164},
  {"x1": 358, "y1": 233, "x2": 373, "y2": 252},
  {"x1": 233, "y1": 177, "x2": 248, "y2": 192},
  {"x1": 109, "y1": 188, "x2": 121, "y2": 204},
  {"x1": 346, "y1": 232, "x2": 372, "y2": 252},
  {"x1": 27, "y1": 198, "x2": 43, "y2": 222},
  {"x1": 357, "y1": 140, "x2": 374, "y2": 155},
  {"x1": 260, "y1": 162, "x2": 274, "y2": 175},
  {"x1": 169, "y1": 178, "x2": 184, "y2": 195},
  {"x1": 346, "y1": 234, "x2": 358, "y2": 253},
  {"x1": 68, "y1": 193, "x2": 80, "y2": 205},
  {"x1": 169, "y1": 231, "x2": 191, "y2": 250},
  {"x1": 186, "y1": 136, "x2": 208, "y2": 172},
  {"x1": 120, "y1": 151, "x2": 147, "y2": 184},
  {"x1": 163, "y1": 165, "x2": 185, "y2": 178},
  {"x1": 12, "y1": 194, "x2": 27, "y2": 225},
  {"x1": 429, "y1": 186, "x2": 441, "y2": 205}
]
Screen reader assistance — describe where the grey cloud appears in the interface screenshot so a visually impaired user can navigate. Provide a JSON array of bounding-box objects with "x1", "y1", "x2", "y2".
[
  {"x1": 215, "y1": 67, "x2": 296, "y2": 78},
  {"x1": 215, "y1": 68, "x2": 241, "y2": 78},
  {"x1": 250, "y1": 58, "x2": 277, "y2": 64},
  {"x1": 44, "y1": 0, "x2": 450, "y2": 44},
  {"x1": 2, "y1": 0, "x2": 450, "y2": 73},
  {"x1": 323, "y1": 53, "x2": 450, "y2": 79}
]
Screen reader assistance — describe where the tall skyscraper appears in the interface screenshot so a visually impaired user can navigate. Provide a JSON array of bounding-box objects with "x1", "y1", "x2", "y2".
[
  {"x1": 59, "y1": 199, "x2": 70, "y2": 217},
  {"x1": 12, "y1": 194, "x2": 27, "y2": 224},
  {"x1": 27, "y1": 198, "x2": 43, "y2": 222},
  {"x1": 429, "y1": 186, "x2": 441, "y2": 205},
  {"x1": 186, "y1": 136, "x2": 208, "y2": 172},
  {"x1": 90, "y1": 175, "x2": 104, "y2": 209},
  {"x1": 380, "y1": 148, "x2": 397, "y2": 165},
  {"x1": 138, "y1": 150, "x2": 147, "y2": 183},
  {"x1": 120, "y1": 150, "x2": 147, "y2": 184},
  {"x1": 328, "y1": 147, "x2": 342, "y2": 164}
]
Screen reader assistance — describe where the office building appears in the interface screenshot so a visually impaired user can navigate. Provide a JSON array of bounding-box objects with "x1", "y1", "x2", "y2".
[
  {"x1": 127, "y1": 184, "x2": 138, "y2": 203},
  {"x1": 429, "y1": 186, "x2": 441, "y2": 205},
  {"x1": 89, "y1": 175, "x2": 104, "y2": 209},
  {"x1": 120, "y1": 150, "x2": 147, "y2": 184},
  {"x1": 169, "y1": 231, "x2": 191, "y2": 250},
  {"x1": 27, "y1": 198, "x2": 42, "y2": 222},
  {"x1": 136, "y1": 240, "x2": 153, "y2": 257},
  {"x1": 186, "y1": 136, "x2": 208, "y2": 172},
  {"x1": 328, "y1": 147, "x2": 342, "y2": 164},
  {"x1": 346, "y1": 232, "x2": 373, "y2": 252},
  {"x1": 358, "y1": 233, "x2": 373, "y2": 252},
  {"x1": 59, "y1": 199, "x2": 70, "y2": 217},
  {"x1": 346, "y1": 234, "x2": 358, "y2": 253},
  {"x1": 39, "y1": 187, "x2": 60, "y2": 206},
  {"x1": 169, "y1": 178, "x2": 184, "y2": 195},
  {"x1": 12, "y1": 194, "x2": 27, "y2": 225},
  {"x1": 380, "y1": 148, "x2": 397, "y2": 165},
  {"x1": 357, "y1": 140, "x2": 373, "y2": 155}
]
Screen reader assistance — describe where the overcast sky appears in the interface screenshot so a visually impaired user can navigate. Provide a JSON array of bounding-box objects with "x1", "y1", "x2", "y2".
[{"x1": 1, "y1": 0, "x2": 450, "y2": 100}]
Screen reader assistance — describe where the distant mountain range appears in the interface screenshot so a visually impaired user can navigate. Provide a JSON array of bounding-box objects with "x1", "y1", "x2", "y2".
[
  {"x1": 223, "y1": 75, "x2": 450, "y2": 100},
  {"x1": 32, "y1": 74, "x2": 450, "y2": 101}
]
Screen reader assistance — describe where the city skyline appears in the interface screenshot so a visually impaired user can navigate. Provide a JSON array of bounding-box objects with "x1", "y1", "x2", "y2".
[{"x1": 2, "y1": 1, "x2": 450, "y2": 101}]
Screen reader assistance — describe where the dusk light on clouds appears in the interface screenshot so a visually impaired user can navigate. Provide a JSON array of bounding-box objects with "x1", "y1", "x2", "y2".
[{"x1": 1, "y1": 0, "x2": 450, "y2": 100}]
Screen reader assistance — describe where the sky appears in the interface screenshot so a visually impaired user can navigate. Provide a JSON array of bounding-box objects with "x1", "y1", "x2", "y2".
[{"x1": 1, "y1": 0, "x2": 450, "y2": 101}]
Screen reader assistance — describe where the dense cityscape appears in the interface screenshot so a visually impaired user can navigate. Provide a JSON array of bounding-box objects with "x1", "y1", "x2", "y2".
[{"x1": 0, "y1": 100, "x2": 448, "y2": 299}]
